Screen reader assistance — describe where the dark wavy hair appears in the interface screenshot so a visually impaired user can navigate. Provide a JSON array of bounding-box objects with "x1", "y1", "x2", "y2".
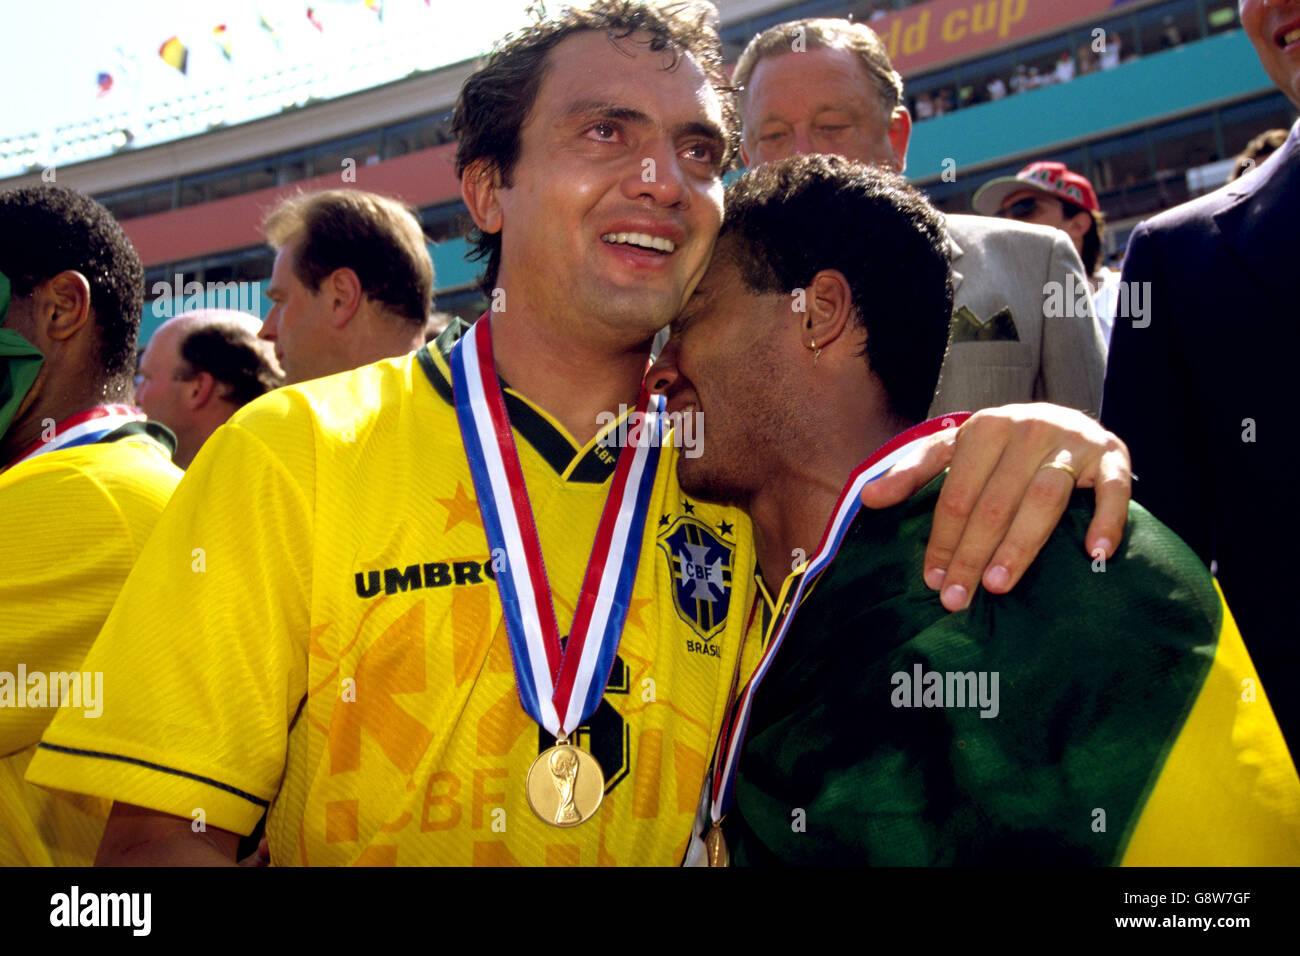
[
  {"x1": 718, "y1": 154, "x2": 952, "y2": 424},
  {"x1": 452, "y1": 0, "x2": 739, "y2": 295}
]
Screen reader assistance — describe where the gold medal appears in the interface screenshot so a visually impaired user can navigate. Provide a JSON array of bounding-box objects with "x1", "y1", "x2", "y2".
[
  {"x1": 526, "y1": 739, "x2": 605, "y2": 827},
  {"x1": 705, "y1": 822, "x2": 729, "y2": 867}
]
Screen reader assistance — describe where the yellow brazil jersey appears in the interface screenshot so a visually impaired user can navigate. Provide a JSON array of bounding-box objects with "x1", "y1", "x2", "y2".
[
  {"x1": 27, "y1": 339, "x2": 755, "y2": 866},
  {"x1": 1, "y1": 426, "x2": 182, "y2": 866}
]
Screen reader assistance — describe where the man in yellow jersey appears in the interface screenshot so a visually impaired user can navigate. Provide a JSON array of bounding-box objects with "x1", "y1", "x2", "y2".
[
  {"x1": 653, "y1": 155, "x2": 1298, "y2": 865},
  {"x1": 27, "y1": 1, "x2": 1130, "y2": 866},
  {"x1": 0, "y1": 185, "x2": 183, "y2": 865}
]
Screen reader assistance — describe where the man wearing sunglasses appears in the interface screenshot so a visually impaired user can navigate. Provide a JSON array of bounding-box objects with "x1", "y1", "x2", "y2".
[{"x1": 973, "y1": 162, "x2": 1120, "y2": 349}]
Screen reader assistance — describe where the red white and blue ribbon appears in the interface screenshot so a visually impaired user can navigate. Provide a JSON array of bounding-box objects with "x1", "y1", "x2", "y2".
[
  {"x1": 707, "y1": 413, "x2": 970, "y2": 825},
  {"x1": 5, "y1": 404, "x2": 147, "y2": 470},
  {"x1": 449, "y1": 317, "x2": 666, "y2": 739}
]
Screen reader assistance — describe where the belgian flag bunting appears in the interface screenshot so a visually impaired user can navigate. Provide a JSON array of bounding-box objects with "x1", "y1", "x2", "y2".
[{"x1": 159, "y1": 36, "x2": 188, "y2": 75}]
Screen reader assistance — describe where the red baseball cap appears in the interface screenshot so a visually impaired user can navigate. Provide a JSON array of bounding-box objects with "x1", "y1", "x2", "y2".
[{"x1": 972, "y1": 161, "x2": 1100, "y2": 215}]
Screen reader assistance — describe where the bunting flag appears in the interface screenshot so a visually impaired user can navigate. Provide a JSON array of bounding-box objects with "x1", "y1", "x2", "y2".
[
  {"x1": 306, "y1": 6, "x2": 325, "y2": 32},
  {"x1": 213, "y1": 24, "x2": 232, "y2": 61},
  {"x1": 364, "y1": 0, "x2": 383, "y2": 18},
  {"x1": 158, "y1": 36, "x2": 188, "y2": 75},
  {"x1": 258, "y1": 11, "x2": 282, "y2": 47},
  {"x1": 95, "y1": 72, "x2": 114, "y2": 97}
]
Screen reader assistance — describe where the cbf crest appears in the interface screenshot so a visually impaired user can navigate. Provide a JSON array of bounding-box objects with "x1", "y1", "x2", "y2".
[{"x1": 657, "y1": 509, "x2": 734, "y2": 643}]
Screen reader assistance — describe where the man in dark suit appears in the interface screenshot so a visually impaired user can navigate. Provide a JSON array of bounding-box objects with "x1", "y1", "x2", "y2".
[{"x1": 1101, "y1": 0, "x2": 1300, "y2": 751}]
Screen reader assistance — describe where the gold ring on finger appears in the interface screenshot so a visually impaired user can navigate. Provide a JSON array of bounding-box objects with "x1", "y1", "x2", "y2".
[{"x1": 1038, "y1": 459, "x2": 1078, "y2": 482}]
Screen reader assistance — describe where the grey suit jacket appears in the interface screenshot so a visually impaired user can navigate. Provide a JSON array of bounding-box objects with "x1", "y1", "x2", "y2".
[{"x1": 928, "y1": 214, "x2": 1105, "y2": 418}]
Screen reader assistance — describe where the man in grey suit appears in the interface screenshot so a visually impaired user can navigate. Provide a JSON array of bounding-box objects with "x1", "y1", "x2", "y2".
[
  {"x1": 732, "y1": 18, "x2": 1105, "y2": 418},
  {"x1": 1101, "y1": 0, "x2": 1300, "y2": 751}
]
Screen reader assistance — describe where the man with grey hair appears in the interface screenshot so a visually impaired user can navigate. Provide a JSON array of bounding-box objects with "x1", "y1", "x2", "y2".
[
  {"x1": 732, "y1": 17, "x2": 1106, "y2": 418},
  {"x1": 260, "y1": 189, "x2": 434, "y2": 384},
  {"x1": 135, "y1": 309, "x2": 284, "y2": 468}
]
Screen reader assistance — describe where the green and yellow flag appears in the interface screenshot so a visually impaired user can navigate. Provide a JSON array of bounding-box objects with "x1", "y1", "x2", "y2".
[{"x1": 728, "y1": 478, "x2": 1300, "y2": 865}]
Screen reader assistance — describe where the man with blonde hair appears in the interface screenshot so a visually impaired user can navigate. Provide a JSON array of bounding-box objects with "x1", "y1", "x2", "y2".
[{"x1": 260, "y1": 189, "x2": 434, "y2": 383}]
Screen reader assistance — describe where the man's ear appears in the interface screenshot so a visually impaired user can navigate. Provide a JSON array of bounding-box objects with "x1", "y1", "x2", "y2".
[
  {"x1": 460, "y1": 159, "x2": 505, "y2": 235},
  {"x1": 186, "y1": 370, "x2": 218, "y2": 410},
  {"x1": 887, "y1": 107, "x2": 912, "y2": 174},
  {"x1": 326, "y1": 267, "x2": 364, "y2": 328},
  {"x1": 41, "y1": 271, "x2": 93, "y2": 343},
  {"x1": 803, "y1": 268, "x2": 855, "y2": 352}
]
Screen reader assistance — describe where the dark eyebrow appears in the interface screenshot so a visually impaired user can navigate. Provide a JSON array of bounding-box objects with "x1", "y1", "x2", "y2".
[
  {"x1": 563, "y1": 100, "x2": 726, "y2": 148},
  {"x1": 563, "y1": 100, "x2": 651, "y2": 125}
]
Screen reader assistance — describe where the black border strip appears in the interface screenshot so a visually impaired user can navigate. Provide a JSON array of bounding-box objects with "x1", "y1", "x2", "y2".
[{"x1": 36, "y1": 742, "x2": 269, "y2": 808}]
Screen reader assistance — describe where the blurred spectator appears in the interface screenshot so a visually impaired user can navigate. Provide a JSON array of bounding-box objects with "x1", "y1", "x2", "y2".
[
  {"x1": 1099, "y1": 32, "x2": 1121, "y2": 70},
  {"x1": 260, "y1": 189, "x2": 433, "y2": 384},
  {"x1": 986, "y1": 75, "x2": 1007, "y2": 101},
  {"x1": 1161, "y1": 16, "x2": 1183, "y2": 49},
  {"x1": 0, "y1": 185, "x2": 182, "y2": 865},
  {"x1": 1077, "y1": 43, "x2": 1097, "y2": 75},
  {"x1": 1010, "y1": 64, "x2": 1030, "y2": 94},
  {"x1": 1229, "y1": 128, "x2": 1289, "y2": 181},
  {"x1": 915, "y1": 91, "x2": 934, "y2": 119},
  {"x1": 1054, "y1": 51, "x2": 1075, "y2": 85},
  {"x1": 424, "y1": 310, "x2": 456, "y2": 342},
  {"x1": 135, "y1": 310, "x2": 284, "y2": 468},
  {"x1": 973, "y1": 162, "x2": 1119, "y2": 348}
]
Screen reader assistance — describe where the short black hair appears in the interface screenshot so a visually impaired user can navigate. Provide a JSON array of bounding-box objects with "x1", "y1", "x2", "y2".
[
  {"x1": 0, "y1": 185, "x2": 144, "y2": 388},
  {"x1": 453, "y1": 0, "x2": 738, "y2": 295},
  {"x1": 718, "y1": 154, "x2": 951, "y2": 424},
  {"x1": 176, "y1": 320, "x2": 284, "y2": 408}
]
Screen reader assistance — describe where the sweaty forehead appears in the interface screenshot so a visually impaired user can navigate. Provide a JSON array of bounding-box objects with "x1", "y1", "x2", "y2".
[{"x1": 537, "y1": 29, "x2": 723, "y2": 128}]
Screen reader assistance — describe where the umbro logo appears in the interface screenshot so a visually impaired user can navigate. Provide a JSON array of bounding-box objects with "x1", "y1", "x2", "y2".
[{"x1": 354, "y1": 554, "x2": 505, "y2": 599}]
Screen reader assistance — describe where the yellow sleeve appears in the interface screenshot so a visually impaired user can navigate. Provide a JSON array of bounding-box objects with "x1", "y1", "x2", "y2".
[
  {"x1": 1122, "y1": 583, "x2": 1300, "y2": 865},
  {"x1": 0, "y1": 440, "x2": 180, "y2": 865},
  {"x1": 0, "y1": 458, "x2": 142, "y2": 755},
  {"x1": 26, "y1": 411, "x2": 315, "y2": 837}
]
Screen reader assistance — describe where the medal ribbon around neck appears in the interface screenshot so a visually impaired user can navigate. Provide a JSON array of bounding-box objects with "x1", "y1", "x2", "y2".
[
  {"x1": 449, "y1": 317, "x2": 666, "y2": 739},
  {"x1": 708, "y1": 413, "x2": 971, "y2": 826},
  {"x1": 6, "y1": 404, "x2": 146, "y2": 470}
]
